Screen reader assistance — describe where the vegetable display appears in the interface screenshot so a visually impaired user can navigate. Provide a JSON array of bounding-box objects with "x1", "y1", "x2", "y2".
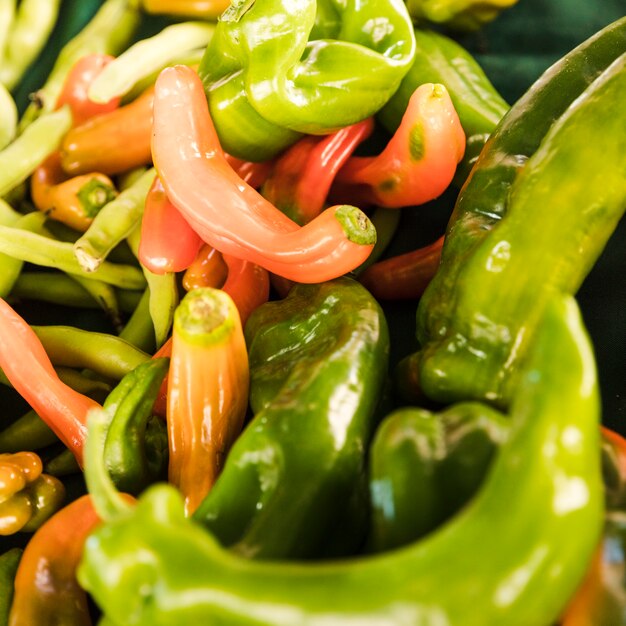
[{"x1": 0, "y1": 1, "x2": 624, "y2": 624}]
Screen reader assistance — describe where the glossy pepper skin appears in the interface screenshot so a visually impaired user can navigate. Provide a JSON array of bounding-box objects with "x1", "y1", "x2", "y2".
[
  {"x1": 406, "y1": 0, "x2": 518, "y2": 30},
  {"x1": 368, "y1": 402, "x2": 508, "y2": 552},
  {"x1": 0, "y1": 452, "x2": 65, "y2": 535},
  {"x1": 404, "y1": 24, "x2": 626, "y2": 406},
  {"x1": 198, "y1": 0, "x2": 416, "y2": 161},
  {"x1": 101, "y1": 359, "x2": 169, "y2": 495},
  {"x1": 192, "y1": 277, "x2": 389, "y2": 560},
  {"x1": 79, "y1": 296, "x2": 603, "y2": 626}
]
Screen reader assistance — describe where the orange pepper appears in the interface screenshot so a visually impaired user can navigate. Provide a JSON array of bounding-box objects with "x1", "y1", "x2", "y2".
[
  {"x1": 152, "y1": 66, "x2": 375, "y2": 283},
  {"x1": 359, "y1": 236, "x2": 444, "y2": 300},
  {"x1": 333, "y1": 84, "x2": 466, "y2": 208},
  {"x1": 0, "y1": 298, "x2": 100, "y2": 465},
  {"x1": 60, "y1": 86, "x2": 155, "y2": 176},
  {"x1": 142, "y1": 0, "x2": 231, "y2": 19},
  {"x1": 167, "y1": 288, "x2": 249, "y2": 514},
  {"x1": 183, "y1": 243, "x2": 229, "y2": 292},
  {"x1": 8, "y1": 495, "x2": 100, "y2": 626}
]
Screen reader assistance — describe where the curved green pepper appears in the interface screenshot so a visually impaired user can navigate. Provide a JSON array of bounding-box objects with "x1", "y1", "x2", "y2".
[
  {"x1": 0, "y1": 549, "x2": 22, "y2": 626},
  {"x1": 368, "y1": 402, "x2": 508, "y2": 552},
  {"x1": 193, "y1": 277, "x2": 389, "y2": 559},
  {"x1": 198, "y1": 0, "x2": 416, "y2": 160},
  {"x1": 406, "y1": 0, "x2": 518, "y2": 31},
  {"x1": 402, "y1": 20, "x2": 626, "y2": 405},
  {"x1": 101, "y1": 358, "x2": 169, "y2": 494},
  {"x1": 79, "y1": 295, "x2": 603, "y2": 625}
]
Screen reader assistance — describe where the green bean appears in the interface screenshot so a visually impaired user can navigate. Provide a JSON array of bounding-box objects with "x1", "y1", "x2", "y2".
[
  {"x1": 127, "y1": 224, "x2": 178, "y2": 349},
  {"x1": 119, "y1": 288, "x2": 156, "y2": 353},
  {"x1": 0, "y1": 0, "x2": 61, "y2": 90},
  {"x1": 0, "y1": 224, "x2": 146, "y2": 289},
  {"x1": 0, "y1": 410, "x2": 58, "y2": 453},
  {"x1": 0, "y1": 106, "x2": 72, "y2": 197},
  {"x1": 89, "y1": 22, "x2": 215, "y2": 103},
  {"x1": 19, "y1": 0, "x2": 141, "y2": 128},
  {"x1": 74, "y1": 168, "x2": 156, "y2": 271},
  {"x1": 0, "y1": 0, "x2": 16, "y2": 59},
  {"x1": 44, "y1": 448, "x2": 81, "y2": 477},
  {"x1": 69, "y1": 274, "x2": 123, "y2": 331},
  {"x1": 0, "y1": 211, "x2": 47, "y2": 298},
  {"x1": 31, "y1": 325, "x2": 150, "y2": 380},
  {"x1": 0, "y1": 82, "x2": 17, "y2": 150}
]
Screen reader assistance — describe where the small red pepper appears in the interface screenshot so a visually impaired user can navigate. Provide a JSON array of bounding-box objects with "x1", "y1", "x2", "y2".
[
  {"x1": 151, "y1": 65, "x2": 376, "y2": 283},
  {"x1": 225, "y1": 154, "x2": 273, "y2": 189},
  {"x1": 359, "y1": 236, "x2": 444, "y2": 300},
  {"x1": 0, "y1": 298, "x2": 100, "y2": 465},
  {"x1": 333, "y1": 84, "x2": 466, "y2": 208},
  {"x1": 183, "y1": 243, "x2": 229, "y2": 292},
  {"x1": 261, "y1": 119, "x2": 373, "y2": 225},
  {"x1": 139, "y1": 176, "x2": 203, "y2": 274}
]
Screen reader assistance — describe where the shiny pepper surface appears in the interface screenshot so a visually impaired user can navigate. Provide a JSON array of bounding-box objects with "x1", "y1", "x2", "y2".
[
  {"x1": 0, "y1": 452, "x2": 65, "y2": 535},
  {"x1": 198, "y1": 0, "x2": 416, "y2": 160}
]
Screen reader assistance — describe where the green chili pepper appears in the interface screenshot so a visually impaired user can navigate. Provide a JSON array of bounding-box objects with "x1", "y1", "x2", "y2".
[
  {"x1": 19, "y1": 0, "x2": 141, "y2": 129},
  {"x1": 119, "y1": 288, "x2": 156, "y2": 353},
  {"x1": 0, "y1": 106, "x2": 72, "y2": 197},
  {"x1": 369, "y1": 402, "x2": 508, "y2": 552},
  {"x1": 0, "y1": 548, "x2": 21, "y2": 626},
  {"x1": 79, "y1": 295, "x2": 603, "y2": 626},
  {"x1": 88, "y1": 21, "x2": 215, "y2": 103},
  {"x1": 30, "y1": 326, "x2": 150, "y2": 380},
  {"x1": 353, "y1": 207, "x2": 401, "y2": 275},
  {"x1": 74, "y1": 168, "x2": 156, "y2": 272},
  {"x1": 100, "y1": 359, "x2": 169, "y2": 494},
  {"x1": 0, "y1": 0, "x2": 61, "y2": 90},
  {"x1": 378, "y1": 28, "x2": 509, "y2": 175},
  {"x1": 67, "y1": 274, "x2": 123, "y2": 331},
  {"x1": 199, "y1": 0, "x2": 416, "y2": 160},
  {"x1": 406, "y1": 0, "x2": 518, "y2": 30},
  {"x1": 0, "y1": 225, "x2": 146, "y2": 289},
  {"x1": 0, "y1": 0, "x2": 15, "y2": 62},
  {"x1": 0, "y1": 410, "x2": 58, "y2": 453},
  {"x1": 43, "y1": 448, "x2": 81, "y2": 478},
  {"x1": 403, "y1": 20, "x2": 626, "y2": 405},
  {"x1": 193, "y1": 277, "x2": 389, "y2": 560},
  {"x1": 0, "y1": 83, "x2": 17, "y2": 151}
]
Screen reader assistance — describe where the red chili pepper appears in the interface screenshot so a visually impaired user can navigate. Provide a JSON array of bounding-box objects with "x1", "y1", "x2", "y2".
[
  {"x1": 333, "y1": 84, "x2": 466, "y2": 208},
  {"x1": 261, "y1": 119, "x2": 373, "y2": 225},
  {"x1": 0, "y1": 299, "x2": 99, "y2": 465},
  {"x1": 151, "y1": 65, "x2": 376, "y2": 283},
  {"x1": 8, "y1": 495, "x2": 100, "y2": 626},
  {"x1": 225, "y1": 154, "x2": 273, "y2": 189},
  {"x1": 139, "y1": 176, "x2": 203, "y2": 274},
  {"x1": 183, "y1": 243, "x2": 229, "y2": 292},
  {"x1": 359, "y1": 236, "x2": 444, "y2": 300}
]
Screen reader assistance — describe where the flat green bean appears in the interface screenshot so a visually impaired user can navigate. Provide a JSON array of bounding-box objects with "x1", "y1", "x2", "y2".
[
  {"x1": 0, "y1": 82, "x2": 17, "y2": 149},
  {"x1": 0, "y1": 409, "x2": 58, "y2": 453},
  {"x1": 32, "y1": 325, "x2": 150, "y2": 380},
  {"x1": 74, "y1": 168, "x2": 156, "y2": 272},
  {"x1": 127, "y1": 224, "x2": 178, "y2": 349},
  {"x1": 0, "y1": 106, "x2": 72, "y2": 197},
  {"x1": 0, "y1": 224, "x2": 146, "y2": 289},
  {"x1": 89, "y1": 22, "x2": 215, "y2": 103},
  {"x1": 0, "y1": 0, "x2": 61, "y2": 90},
  {"x1": 119, "y1": 288, "x2": 156, "y2": 353},
  {"x1": 19, "y1": 0, "x2": 141, "y2": 128}
]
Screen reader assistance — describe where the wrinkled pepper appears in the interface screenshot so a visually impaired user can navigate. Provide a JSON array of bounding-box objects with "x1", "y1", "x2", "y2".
[
  {"x1": 79, "y1": 295, "x2": 603, "y2": 625},
  {"x1": 368, "y1": 402, "x2": 508, "y2": 552},
  {"x1": 101, "y1": 359, "x2": 170, "y2": 495},
  {"x1": 561, "y1": 428, "x2": 626, "y2": 625},
  {"x1": 198, "y1": 0, "x2": 416, "y2": 160},
  {"x1": 407, "y1": 0, "x2": 518, "y2": 30},
  {"x1": 332, "y1": 83, "x2": 465, "y2": 208},
  {"x1": 168, "y1": 288, "x2": 249, "y2": 515},
  {"x1": 152, "y1": 65, "x2": 377, "y2": 283},
  {"x1": 192, "y1": 277, "x2": 389, "y2": 560},
  {"x1": 9, "y1": 496, "x2": 100, "y2": 626},
  {"x1": 0, "y1": 549, "x2": 21, "y2": 626},
  {"x1": 0, "y1": 452, "x2": 65, "y2": 535},
  {"x1": 404, "y1": 24, "x2": 626, "y2": 405}
]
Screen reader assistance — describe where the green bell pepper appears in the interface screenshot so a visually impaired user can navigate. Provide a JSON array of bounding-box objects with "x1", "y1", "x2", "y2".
[
  {"x1": 78, "y1": 295, "x2": 603, "y2": 625},
  {"x1": 192, "y1": 277, "x2": 389, "y2": 559},
  {"x1": 368, "y1": 402, "x2": 508, "y2": 552},
  {"x1": 198, "y1": 0, "x2": 416, "y2": 160},
  {"x1": 401, "y1": 19, "x2": 626, "y2": 405}
]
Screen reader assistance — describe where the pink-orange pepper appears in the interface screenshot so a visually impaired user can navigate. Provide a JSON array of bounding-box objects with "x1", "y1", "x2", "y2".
[
  {"x1": 333, "y1": 84, "x2": 465, "y2": 208},
  {"x1": 151, "y1": 65, "x2": 376, "y2": 283}
]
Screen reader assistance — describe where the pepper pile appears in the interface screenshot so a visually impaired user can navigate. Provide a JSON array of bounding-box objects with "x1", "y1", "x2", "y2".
[{"x1": 0, "y1": 1, "x2": 624, "y2": 625}]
